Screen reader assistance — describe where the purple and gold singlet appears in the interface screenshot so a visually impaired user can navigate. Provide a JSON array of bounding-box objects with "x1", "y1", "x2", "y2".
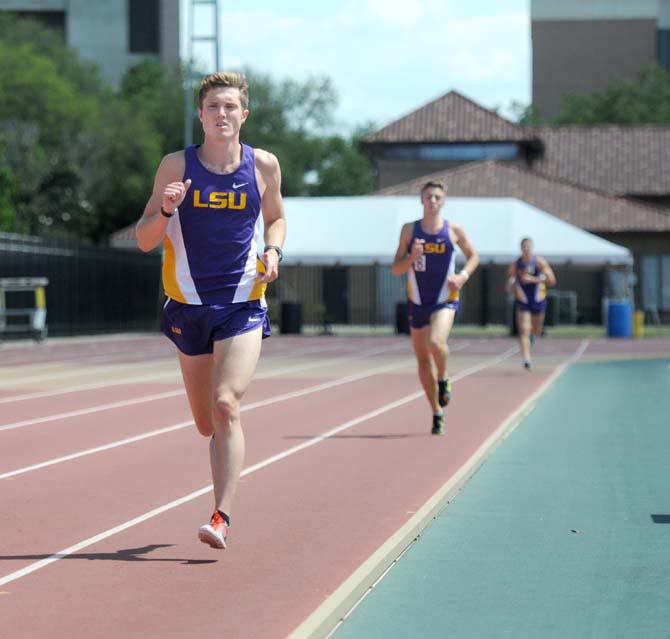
[
  {"x1": 162, "y1": 144, "x2": 266, "y2": 305},
  {"x1": 407, "y1": 219, "x2": 459, "y2": 306},
  {"x1": 514, "y1": 256, "x2": 546, "y2": 308}
]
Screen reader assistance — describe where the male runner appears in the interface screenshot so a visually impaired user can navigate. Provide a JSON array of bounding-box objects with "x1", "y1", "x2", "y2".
[
  {"x1": 506, "y1": 238, "x2": 556, "y2": 370},
  {"x1": 136, "y1": 72, "x2": 286, "y2": 549},
  {"x1": 392, "y1": 181, "x2": 479, "y2": 435}
]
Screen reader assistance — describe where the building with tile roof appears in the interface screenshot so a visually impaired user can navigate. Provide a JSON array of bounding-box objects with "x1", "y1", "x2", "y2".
[{"x1": 361, "y1": 91, "x2": 670, "y2": 323}]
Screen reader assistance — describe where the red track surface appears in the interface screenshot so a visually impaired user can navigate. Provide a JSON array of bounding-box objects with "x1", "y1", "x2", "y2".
[{"x1": 1, "y1": 334, "x2": 661, "y2": 638}]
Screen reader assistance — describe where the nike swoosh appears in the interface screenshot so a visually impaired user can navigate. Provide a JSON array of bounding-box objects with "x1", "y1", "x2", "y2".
[{"x1": 232, "y1": 182, "x2": 248, "y2": 189}]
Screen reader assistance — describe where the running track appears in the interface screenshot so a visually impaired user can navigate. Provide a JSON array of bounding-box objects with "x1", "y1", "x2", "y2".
[{"x1": 1, "y1": 333, "x2": 664, "y2": 638}]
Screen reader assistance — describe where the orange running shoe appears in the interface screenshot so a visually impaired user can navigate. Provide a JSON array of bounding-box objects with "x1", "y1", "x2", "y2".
[{"x1": 198, "y1": 511, "x2": 228, "y2": 549}]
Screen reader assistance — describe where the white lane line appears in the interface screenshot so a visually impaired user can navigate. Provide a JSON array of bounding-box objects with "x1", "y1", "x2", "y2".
[
  {"x1": 0, "y1": 343, "x2": 416, "y2": 431},
  {"x1": 0, "y1": 422, "x2": 195, "y2": 479},
  {"x1": 0, "y1": 369, "x2": 182, "y2": 405},
  {"x1": 0, "y1": 390, "x2": 186, "y2": 432},
  {"x1": 0, "y1": 346, "x2": 515, "y2": 587},
  {"x1": 0, "y1": 350, "x2": 340, "y2": 405},
  {"x1": 0, "y1": 342, "x2": 411, "y2": 405},
  {"x1": 0, "y1": 340, "x2": 353, "y2": 388},
  {"x1": 0, "y1": 351, "x2": 332, "y2": 406},
  {"x1": 572, "y1": 338, "x2": 590, "y2": 362},
  {"x1": 0, "y1": 359, "x2": 173, "y2": 389},
  {"x1": 0, "y1": 342, "x2": 473, "y2": 476},
  {"x1": 0, "y1": 360, "x2": 412, "y2": 480}
]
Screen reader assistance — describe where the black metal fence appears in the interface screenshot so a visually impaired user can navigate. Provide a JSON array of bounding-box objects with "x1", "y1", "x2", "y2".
[
  {"x1": 268, "y1": 262, "x2": 606, "y2": 333},
  {"x1": 0, "y1": 232, "x2": 162, "y2": 336},
  {"x1": 0, "y1": 231, "x2": 611, "y2": 338}
]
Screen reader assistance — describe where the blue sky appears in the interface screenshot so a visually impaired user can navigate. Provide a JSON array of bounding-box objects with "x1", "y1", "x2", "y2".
[{"x1": 186, "y1": 0, "x2": 530, "y2": 131}]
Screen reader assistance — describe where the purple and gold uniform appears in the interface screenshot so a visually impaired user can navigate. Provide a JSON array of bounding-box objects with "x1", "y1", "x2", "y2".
[
  {"x1": 162, "y1": 144, "x2": 270, "y2": 354},
  {"x1": 407, "y1": 219, "x2": 459, "y2": 329},
  {"x1": 515, "y1": 256, "x2": 547, "y2": 314}
]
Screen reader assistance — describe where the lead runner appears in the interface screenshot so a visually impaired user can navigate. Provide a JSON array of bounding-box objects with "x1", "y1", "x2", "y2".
[{"x1": 136, "y1": 71, "x2": 286, "y2": 549}]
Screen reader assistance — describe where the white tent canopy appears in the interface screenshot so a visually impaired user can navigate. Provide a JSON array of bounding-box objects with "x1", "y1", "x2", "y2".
[{"x1": 279, "y1": 196, "x2": 632, "y2": 266}]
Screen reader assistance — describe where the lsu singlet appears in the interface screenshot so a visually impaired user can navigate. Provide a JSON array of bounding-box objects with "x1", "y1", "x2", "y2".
[
  {"x1": 515, "y1": 256, "x2": 546, "y2": 305},
  {"x1": 162, "y1": 144, "x2": 266, "y2": 305},
  {"x1": 407, "y1": 219, "x2": 459, "y2": 305}
]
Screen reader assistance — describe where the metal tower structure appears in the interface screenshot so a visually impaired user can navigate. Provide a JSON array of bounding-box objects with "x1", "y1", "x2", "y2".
[{"x1": 183, "y1": 0, "x2": 220, "y2": 146}]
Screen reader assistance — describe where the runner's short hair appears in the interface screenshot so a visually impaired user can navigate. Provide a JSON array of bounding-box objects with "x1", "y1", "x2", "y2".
[
  {"x1": 199, "y1": 72, "x2": 249, "y2": 110},
  {"x1": 420, "y1": 180, "x2": 446, "y2": 195}
]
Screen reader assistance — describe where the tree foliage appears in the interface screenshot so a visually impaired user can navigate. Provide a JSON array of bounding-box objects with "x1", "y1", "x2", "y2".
[
  {"x1": 0, "y1": 14, "x2": 161, "y2": 241},
  {"x1": 0, "y1": 15, "x2": 375, "y2": 241},
  {"x1": 556, "y1": 65, "x2": 670, "y2": 124},
  {"x1": 216, "y1": 69, "x2": 374, "y2": 196},
  {"x1": 511, "y1": 65, "x2": 670, "y2": 126},
  {"x1": 508, "y1": 100, "x2": 545, "y2": 126}
]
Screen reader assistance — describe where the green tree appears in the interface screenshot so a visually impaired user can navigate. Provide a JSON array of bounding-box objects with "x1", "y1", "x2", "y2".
[
  {"x1": 0, "y1": 14, "x2": 376, "y2": 243},
  {"x1": 0, "y1": 14, "x2": 162, "y2": 241},
  {"x1": 119, "y1": 59, "x2": 186, "y2": 155},
  {"x1": 509, "y1": 100, "x2": 545, "y2": 125},
  {"x1": 190, "y1": 68, "x2": 376, "y2": 196},
  {"x1": 556, "y1": 65, "x2": 670, "y2": 124},
  {"x1": 309, "y1": 129, "x2": 376, "y2": 195},
  {"x1": 0, "y1": 165, "x2": 18, "y2": 232}
]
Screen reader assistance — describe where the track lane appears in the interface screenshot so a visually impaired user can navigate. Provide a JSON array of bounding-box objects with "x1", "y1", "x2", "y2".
[
  {"x1": 0, "y1": 350, "x2": 556, "y2": 638},
  {"x1": 0, "y1": 344, "x2": 516, "y2": 570},
  {"x1": 0, "y1": 336, "x2": 604, "y2": 639},
  {"x1": 0, "y1": 357, "x2": 420, "y2": 475}
]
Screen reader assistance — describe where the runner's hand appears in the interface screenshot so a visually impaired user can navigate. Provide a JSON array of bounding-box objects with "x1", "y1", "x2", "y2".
[
  {"x1": 258, "y1": 249, "x2": 279, "y2": 283},
  {"x1": 162, "y1": 179, "x2": 192, "y2": 213},
  {"x1": 447, "y1": 273, "x2": 467, "y2": 291},
  {"x1": 410, "y1": 238, "x2": 425, "y2": 261}
]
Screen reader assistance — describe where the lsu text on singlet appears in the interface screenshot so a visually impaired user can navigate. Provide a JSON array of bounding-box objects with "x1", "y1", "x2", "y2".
[
  {"x1": 514, "y1": 256, "x2": 546, "y2": 306},
  {"x1": 407, "y1": 219, "x2": 459, "y2": 305},
  {"x1": 162, "y1": 143, "x2": 266, "y2": 305}
]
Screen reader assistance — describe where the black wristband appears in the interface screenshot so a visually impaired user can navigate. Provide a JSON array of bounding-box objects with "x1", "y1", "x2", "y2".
[
  {"x1": 160, "y1": 206, "x2": 176, "y2": 218},
  {"x1": 264, "y1": 244, "x2": 283, "y2": 263}
]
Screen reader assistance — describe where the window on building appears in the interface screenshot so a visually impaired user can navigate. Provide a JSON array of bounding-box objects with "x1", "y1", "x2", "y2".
[
  {"x1": 641, "y1": 254, "x2": 670, "y2": 311},
  {"x1": 129, "y1": 0, "x2": 160, "y2": 54},
  {"x1": 662, "y1": 255, "x2": 670, "y2": 310},
  {"x1": 11, "y1": 11, "x2": 65, "y2": 36},
  {"x1": 641, "y1": 255, "x2": 659, "y2": 310},
  {"x1": 658, "y1": 29, "x2": 670, "y2": 70},
  {"x1": 380, "y1": 143, "x2": 521, "y2": 162}
]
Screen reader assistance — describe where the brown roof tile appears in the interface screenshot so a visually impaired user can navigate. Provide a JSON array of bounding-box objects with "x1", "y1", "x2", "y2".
[
  {"x1": 375, "y1": 160, "x2": 670, "y2": 232},
  {"x1": 532, "y1": 126, "x2": 670, "y2": 196},
  {"x1": 361, "y1": 91, "x2": 532, "y2": 144}
]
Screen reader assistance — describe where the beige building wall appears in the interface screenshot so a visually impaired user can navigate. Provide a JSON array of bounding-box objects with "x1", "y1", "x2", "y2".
[
  {"x1": 531, "y1": 0, "x2": 669, "y2": 119},
  {"x1": 532, "y1": 19, "x2": 657, "y2": 120}
]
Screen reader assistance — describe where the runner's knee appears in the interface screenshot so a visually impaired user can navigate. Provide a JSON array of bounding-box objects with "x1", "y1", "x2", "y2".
[
  {"x1": 429, "y1": 337, "x2": 447, "y2": 354},
  {"x1": 212, "y1": 391, "x2": 240, "y2": 429}
]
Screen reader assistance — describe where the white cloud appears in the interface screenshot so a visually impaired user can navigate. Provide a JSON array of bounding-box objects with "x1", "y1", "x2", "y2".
[
  {"x1": 187, "y1": 2, "x2": 530, "y2": 129},
  {"x1": 365, "y1": 0, "x2": 424, "y2": 27}
]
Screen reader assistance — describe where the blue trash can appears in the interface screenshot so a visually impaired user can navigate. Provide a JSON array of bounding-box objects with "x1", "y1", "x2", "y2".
[{"x1": 607, "y1": 299, "x2": 632, "y2": 338}]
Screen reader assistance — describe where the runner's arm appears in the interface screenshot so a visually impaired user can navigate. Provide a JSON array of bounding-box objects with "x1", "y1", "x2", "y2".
[
  {"x1": 256, "y1": 149, "x2": 286, "y2": 283},
  {"x1": 136, "y1": 152, "x2": 188, "y2": 252}
]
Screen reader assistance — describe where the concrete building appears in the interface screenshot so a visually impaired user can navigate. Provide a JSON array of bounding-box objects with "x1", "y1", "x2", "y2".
[
  {"x1": 532, "y1": 0, "x2": 670, "y2": 119},
  {"x1": 0, "y1": 0, "x2": 180, "y2": 87}
]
